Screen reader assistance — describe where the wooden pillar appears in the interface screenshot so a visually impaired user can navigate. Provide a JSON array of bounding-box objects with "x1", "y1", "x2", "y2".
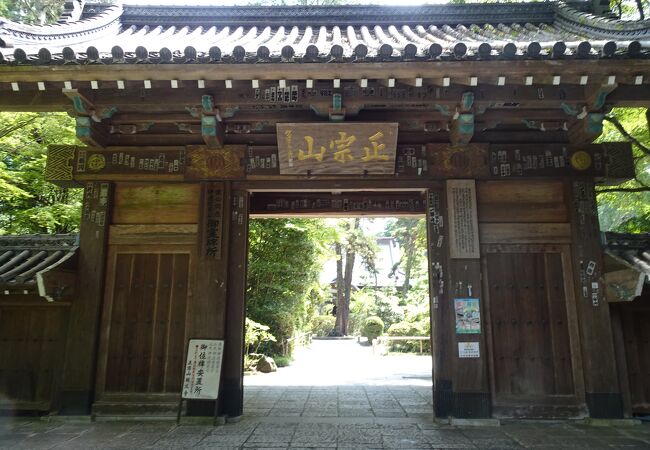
[
  {"x1": 58, "y1": 182, "x2": 112, "y2": 414},
  {"x1": 426, "y1": 187, "x2": 453, "y2": 417},
  {"x1": 445, "y1": 180, "x2": 490, "y2": 418},
  {"x1": 187, "y1": 182, "x2": 232, "y2": 416},
  {"x1": 221, "y1": 188, "x2": 249, "y2": 418},
  {"x1": 568, "y1": 180, "x2": 623, "y2": 418}
]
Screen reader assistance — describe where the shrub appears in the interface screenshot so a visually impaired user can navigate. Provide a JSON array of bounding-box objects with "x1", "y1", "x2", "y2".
[
  {"x1": 273, "y1": 355, "x2": 292, "y2": 367},
  {"x1": 311, "y1": 314, "x2": 336, "y2": 337},
  {"x1": 362, "y1": 316, "x2": 384, "y2": 342},
  {"x1": 387, "y1": 321, "x2": 425, "y2": 337},
  {"x1": 386, "y1": 320, "x2": 429, "y2": 353},
  {"x1": 245, "y1": 318, "x2": 277, "y2": 354}
]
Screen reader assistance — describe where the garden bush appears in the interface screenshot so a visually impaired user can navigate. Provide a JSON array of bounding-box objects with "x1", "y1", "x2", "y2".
[
  {"x1": 362, "y1": 316, "x2": 384, "y2": 342},
  {"x1": 311, "y1": 314, "x2": 336, "y2": 337}
]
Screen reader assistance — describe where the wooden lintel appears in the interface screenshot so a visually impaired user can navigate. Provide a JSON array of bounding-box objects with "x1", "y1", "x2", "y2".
[{"x1": 2, "y1": 60, "x2": 649, "y2": 84}]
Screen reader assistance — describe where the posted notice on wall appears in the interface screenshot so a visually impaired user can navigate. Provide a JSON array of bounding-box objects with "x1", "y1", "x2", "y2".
[
  {"x1": 455, "y1": 298, "x2": 481, "y2": 334},
  {"x1": 446, "y1": 180, "x2": 480, "y2": 259},
  {"x1": 181, "y1": 339, "x2": 224, "y2": 400},
  {"x1": 458, "y1": 342, "x2": 480, "y2": 358}
]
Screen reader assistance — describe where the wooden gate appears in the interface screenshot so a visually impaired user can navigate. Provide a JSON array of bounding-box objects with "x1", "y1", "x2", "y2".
[
  {"x1": 94, "y1": 246, "x2": 193, "y2": 412},
  {"x1": 482, "y1": 244, "x2": 586, "y2": 417}
]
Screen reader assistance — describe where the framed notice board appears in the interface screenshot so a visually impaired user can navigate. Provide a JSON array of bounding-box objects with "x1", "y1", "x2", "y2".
[{"x1": 178, "y1": 339, "x2": 224, "y2": 423}]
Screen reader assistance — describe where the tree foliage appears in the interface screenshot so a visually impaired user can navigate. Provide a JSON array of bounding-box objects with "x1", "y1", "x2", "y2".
[
  {"x1": 0, "y1": 0, "x2": 66, "y2": 25},
  {"x1": 0, "y1": 112, "x2": 82, "y2": 235},
  {"x1": 246, "y1": 218, "x2": 334, "y2": 352},
  {"x1": 596, "y1": 107, "x2": 650, "y2": 232}
]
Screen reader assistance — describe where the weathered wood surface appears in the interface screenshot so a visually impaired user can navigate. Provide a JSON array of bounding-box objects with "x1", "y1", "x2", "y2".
[
  {"x1": 614, "y1": 302, "x2": 650, "y2": 415},
  {"x1": 188, "y1": 182, "x2": 231, "y2": 416},
  {"x1": 568, "y1": 180, "x2": 623, "y2": 418},
  {"x1": 44, "y1": 143, "x2": 632, "y2": 185},
  {"x1": 479, "y1": 223, "x2": 572, "y2": 244},
  {"x1": 276, "y1": 123, "x2": 398, "y2": 175},
  {"x1": 426, "y1": 188, "x2": 452, "y2": 417},
  {"x1": 482, "y1": 244, "x2": 586, "y2": 417},
  {"x1": 97, "y1": 250, "x2": 191, "y2": 395},
  {"x1": 250, "y1": 192, "x2": 425, "y2": 216},
  {"x1": 112, "y1": 183, "x2": 200, "y2": 224},
  {"x1": 59, "y1": 182, "x2": 112, "y2": 414},
  {"x1": 0, "y1": 305, "x2": 69, "y2": 410},
  {"x1": 109, "y1": 224, "x2": 198, "y2": 245},
  {"x1": 221, "y1": 188, "x2": 249, "y2": 417},
  {"x1": 447, "y1": 180, "x2": 480, "y2": 259}
]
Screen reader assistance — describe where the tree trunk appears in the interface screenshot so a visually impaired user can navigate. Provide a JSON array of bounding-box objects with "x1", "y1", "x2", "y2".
[
  {"x1": 401, "y1": 231, "x2": 416, "y2": 296},
  {"x1": 334, "y1": 242, "x2": 345, "y2": 335}
]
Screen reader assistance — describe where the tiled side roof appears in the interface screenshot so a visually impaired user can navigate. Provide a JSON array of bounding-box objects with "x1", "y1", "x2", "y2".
[
  {"x1": 603, "y1": 232, "x2": 650, "y2": 278},
  {"x1": 0, "y1": 1, "x2": 648, "y2": 65},
  {"x1": 0, "y1": 234, "x2": 78, "y2": 286}
]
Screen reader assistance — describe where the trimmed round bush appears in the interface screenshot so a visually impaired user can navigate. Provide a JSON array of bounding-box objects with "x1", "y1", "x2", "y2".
[
  {"x1": 311, "y1": 315, "x2": 336, "y2": 337},
  {"x1": 362, "y1": 316, "x2": 384, "y2": 342}
]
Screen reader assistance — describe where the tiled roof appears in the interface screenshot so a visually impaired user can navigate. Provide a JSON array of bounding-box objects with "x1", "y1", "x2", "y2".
[
  {"x1": 603, "y1": 232, "x2": 650, "y2": 279},
  {"x1": 0, "y1": 2, "x2": 648, "y2": 65},
  {"x1": 0, "y1": 234, "x2": 78, "y2": 286}
]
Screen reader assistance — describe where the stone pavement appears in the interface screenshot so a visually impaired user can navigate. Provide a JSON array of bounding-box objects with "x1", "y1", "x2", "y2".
[
  {"x1": 244, "y1": 339, "x2": 433, "y2": 419},
  {"x1": 1, "y1": 340, "x2": 649, "y2": 449},
  {"x1": 1, "y1": 416, "x2": 649, "y2": 449}
]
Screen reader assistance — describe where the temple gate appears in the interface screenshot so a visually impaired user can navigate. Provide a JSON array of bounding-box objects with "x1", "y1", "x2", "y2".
[{"x1": 0, "y1": 1, "x2": 649, "y2": 419}]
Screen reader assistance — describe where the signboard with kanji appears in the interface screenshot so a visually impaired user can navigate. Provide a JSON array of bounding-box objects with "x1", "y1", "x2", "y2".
[
  {"x1": 181, "y1": 339, "x2": 224, "y2": 400},
  {"x1": 276, "y1": 123, "x2": 398, "y2": 175}
]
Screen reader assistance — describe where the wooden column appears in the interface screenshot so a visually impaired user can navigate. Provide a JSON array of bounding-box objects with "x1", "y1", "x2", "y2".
[
  {"x1": 426, "y1": 187, "x2": 453, "y2": 417},
  {"x1": 58, "y1": 182, "x2": 112, "y2": 414},
  {"x1": 187, "y1": 182, "x2": 232, "y2": 416},
  {"x1": 221, "y1": 188, "x2": 249, "y2": 418},
  {"x1": 568, "y1": 180, "x2": 623, "y2": 418},
  {"x1": 446, "y1": 180, "x2": 490, "y2": 418}
]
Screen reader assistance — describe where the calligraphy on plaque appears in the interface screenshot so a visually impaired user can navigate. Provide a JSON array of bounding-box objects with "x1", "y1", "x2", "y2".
[
  {"x1": 181, "y1": 339, "x2": 224, "y2": 400},
  {"x1": 276, "y1": 123, "x2": 398, "y2": 175},
  {"x1": 447, "y1": 180, "x2": 480, "y2": 259},
  {"x1": 488, "y1": 144, "x2": 605, "y2": 178},
  {"x1": 202, "y1": 183, "x2": 223, "y2": 259}
]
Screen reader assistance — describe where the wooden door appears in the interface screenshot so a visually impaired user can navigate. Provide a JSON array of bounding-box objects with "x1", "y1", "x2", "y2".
[
  {"x1": 482, "y1": 244, "x2": 585, "y2": 417},
  {"x1": 96, "y1": 246, "x2": 192, "y2": 400}
]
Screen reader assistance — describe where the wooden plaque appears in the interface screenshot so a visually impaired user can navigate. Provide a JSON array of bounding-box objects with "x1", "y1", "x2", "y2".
[
  {"x1": 276, "y1": 123, "x2": 398, "y2": 175},
  {"x1": 447, "y1": 180, "x2": 480, "y2": 259}
]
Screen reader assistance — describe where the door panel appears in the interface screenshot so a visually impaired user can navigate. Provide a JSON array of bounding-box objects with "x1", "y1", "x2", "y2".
[
  {"x1": 483, "y1": 244, "x2": 582, "y2": 412},
  {"x1": 102, "y1": 250, "x2": 190, "y2": 394}
]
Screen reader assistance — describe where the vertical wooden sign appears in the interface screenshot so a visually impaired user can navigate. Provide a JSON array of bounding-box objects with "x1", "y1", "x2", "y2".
[
  {"x1": 201, "y1": 183, "x2": 224, "y2": 259},
  {"x1": 446, "y1": 180, "x2": 480, "y2": 259}
]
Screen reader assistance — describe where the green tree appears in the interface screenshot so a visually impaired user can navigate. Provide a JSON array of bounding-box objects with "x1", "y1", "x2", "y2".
[
  {"x1": 333, "y1": 218, "x2": 377, "y2": 336},
  {"x1": 385, "y1": 218, "x2": 427, "y2": 297},
  {"x1": 0, "y1": 112, "x2": 82, "y2": 235},
  {"x1": 246, "y1": 218, "x2": 334, "y2": 353},
  {"x1": 0, "y1": 0, "x2": 66, "y2": 25},
  {"x1": 596, "y1": 107, "x2": 650, "y2": 232}
]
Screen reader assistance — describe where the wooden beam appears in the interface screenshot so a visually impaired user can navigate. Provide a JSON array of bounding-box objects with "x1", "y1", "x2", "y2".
[
  {"x1": 2, "y1": 60, "x2": 648, "y2": 85},
  {"x1": 58, "y1": 182, "x2": 112, "y2": 414}
]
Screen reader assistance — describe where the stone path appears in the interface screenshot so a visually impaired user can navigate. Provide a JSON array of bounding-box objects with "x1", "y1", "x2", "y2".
[
  {"x1": 244, "y1": 339, "x2": 433, "y2": 419},
  {"x1": 1, "y1": 416, "x2": 649, "y2": 449},
  {"x1": 1, "y1": 340, "x2": 649, "y2": 449}
]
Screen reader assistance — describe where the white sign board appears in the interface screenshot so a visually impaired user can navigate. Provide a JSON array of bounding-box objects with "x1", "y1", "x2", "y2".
[
  {"x1": 458, "y1": 342, "x2": 480, "y2": 358},
  {"x1": 181, "y1": 339, "x2": 224, "y2": 400},
  {"x1": 447, "y1": 180, "x2": 480, "y2": 259}
]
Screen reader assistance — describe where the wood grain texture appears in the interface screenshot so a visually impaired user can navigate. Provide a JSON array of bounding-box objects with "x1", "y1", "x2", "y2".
[
  {"x1": 59, "y1": 182, "x2": 112, "y2": 413},
  {"x1": 113, "y1": 183, "x2": 200, "y2": 224},
  {"x1": 479, "y1": 223, "x2": 571, "y2": 244}
]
